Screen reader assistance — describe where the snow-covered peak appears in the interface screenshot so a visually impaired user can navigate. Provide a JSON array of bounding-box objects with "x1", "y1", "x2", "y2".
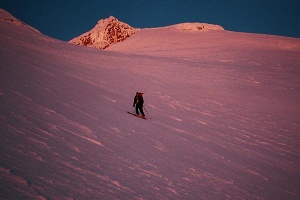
[
  {"x1": 69, "y1": 16, "x2": 139, "y2": 49},
  {"x1": 96, "y1": 16, "x2": 118, "y2": 28},
  {"x1": 69, "y1": 17, "x2": 226, "y2": 49},
  {"x1": 0, "y1": 8, "x2": 40, "y2": 33},
  {"x1": 174, "y1": 22, "x2": 224, "y2": 31}
]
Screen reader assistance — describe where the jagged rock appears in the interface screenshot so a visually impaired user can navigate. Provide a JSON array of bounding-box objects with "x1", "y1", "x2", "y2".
[{"x1": 70, "y1": 16, "x2": 139, "y2": 49}]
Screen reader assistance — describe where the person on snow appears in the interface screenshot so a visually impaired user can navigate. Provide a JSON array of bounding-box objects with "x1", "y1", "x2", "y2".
[{"x1": 133, "y1": 92, "x2": 145, "y2": 119}]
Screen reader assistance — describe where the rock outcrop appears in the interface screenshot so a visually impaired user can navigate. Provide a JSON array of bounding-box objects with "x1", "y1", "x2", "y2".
[
  {"x1": 69, "y1": 16, "x2": 139, "y2": 49},
  {"x1": 174, "y1": 22, "x2": 224, "y2": 31}
]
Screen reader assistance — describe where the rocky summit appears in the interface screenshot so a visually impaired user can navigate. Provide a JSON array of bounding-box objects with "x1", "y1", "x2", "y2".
[{"x1": 69, "y1": 16, "x2": 139, "y2": 49}]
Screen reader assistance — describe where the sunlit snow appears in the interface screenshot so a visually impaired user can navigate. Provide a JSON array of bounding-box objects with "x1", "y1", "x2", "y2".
[{"x1": 1, "y1": 9, "x2": 300, "y2": 199}]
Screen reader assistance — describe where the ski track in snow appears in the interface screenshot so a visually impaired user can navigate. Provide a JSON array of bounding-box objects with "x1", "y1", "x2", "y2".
[{"x1": 1, "y1": 12, "x2": 300, "y2": 199}]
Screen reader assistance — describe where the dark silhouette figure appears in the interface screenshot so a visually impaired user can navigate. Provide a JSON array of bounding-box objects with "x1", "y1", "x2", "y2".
[{"x1": 133, "y1": 92, "x2": 145, "y2": 119}]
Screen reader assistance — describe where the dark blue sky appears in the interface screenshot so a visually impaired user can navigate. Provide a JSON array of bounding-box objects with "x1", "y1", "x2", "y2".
[{"x1": 1, "y1": 0, "x2": 300, "y2": 41}]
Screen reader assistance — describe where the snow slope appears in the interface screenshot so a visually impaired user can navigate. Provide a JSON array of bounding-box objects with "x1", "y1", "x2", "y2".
[{"x1": 1, "y1": 9, "x2": 300, "y2": 199}]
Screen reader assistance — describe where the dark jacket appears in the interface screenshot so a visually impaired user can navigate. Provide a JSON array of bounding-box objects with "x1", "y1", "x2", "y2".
[{"x1": 133, "y1": 94, "x2": 144, "y2": 107}]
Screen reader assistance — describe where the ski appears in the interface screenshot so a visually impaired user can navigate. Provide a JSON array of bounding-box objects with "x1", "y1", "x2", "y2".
[{"x1": 127, "y1": 111, "x2": 146, "y2": 120}]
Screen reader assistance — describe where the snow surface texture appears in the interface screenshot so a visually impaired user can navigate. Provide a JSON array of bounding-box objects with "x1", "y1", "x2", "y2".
[
  {"x1": 69, "y1": 16, "x2": 139, "y2": 49},
  {"x1": 1, "y1": 9, "x2": 300, "y2": 199}
]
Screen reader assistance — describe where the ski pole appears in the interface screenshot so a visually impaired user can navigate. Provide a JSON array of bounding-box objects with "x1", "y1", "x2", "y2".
[{"x1": 143, "y1": 105, "x2": 152, "y2": 119}]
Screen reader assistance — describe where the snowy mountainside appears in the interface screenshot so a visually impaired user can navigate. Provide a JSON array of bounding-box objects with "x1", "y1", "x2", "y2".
[
  {"x1": 1, "y1": 9, "x2": 300, "y2": 199},
  {"x1": 108, "y1": 24, "x2": 300, "y2": 58},
  {"x1": 0, "y1": 8, "x2": 40, "y2": 33},
  {"x1": 69, "y1": 16, "x2": 226, "y2": 50},
  {"x1": 69, "y1": 16, "x2": 139, "y2": 49}
]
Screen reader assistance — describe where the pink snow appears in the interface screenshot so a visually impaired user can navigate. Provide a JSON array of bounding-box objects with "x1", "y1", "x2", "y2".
[{"x1": 1, "y1": 9, "x2": 300, "y2": 199}]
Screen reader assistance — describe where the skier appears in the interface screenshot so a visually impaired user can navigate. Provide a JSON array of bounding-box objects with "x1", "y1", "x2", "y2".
[{"x1": 133, "y1": 92, "x2": 145, "y2": 119}]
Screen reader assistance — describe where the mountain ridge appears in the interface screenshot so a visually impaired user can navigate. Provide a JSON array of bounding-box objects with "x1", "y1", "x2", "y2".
[
  {"x1": 0, "y1": 8, "x2": 40, "y2": 33},
  {"x1": 69, "y1": 15, "x2": 226, "y2": 49}
]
